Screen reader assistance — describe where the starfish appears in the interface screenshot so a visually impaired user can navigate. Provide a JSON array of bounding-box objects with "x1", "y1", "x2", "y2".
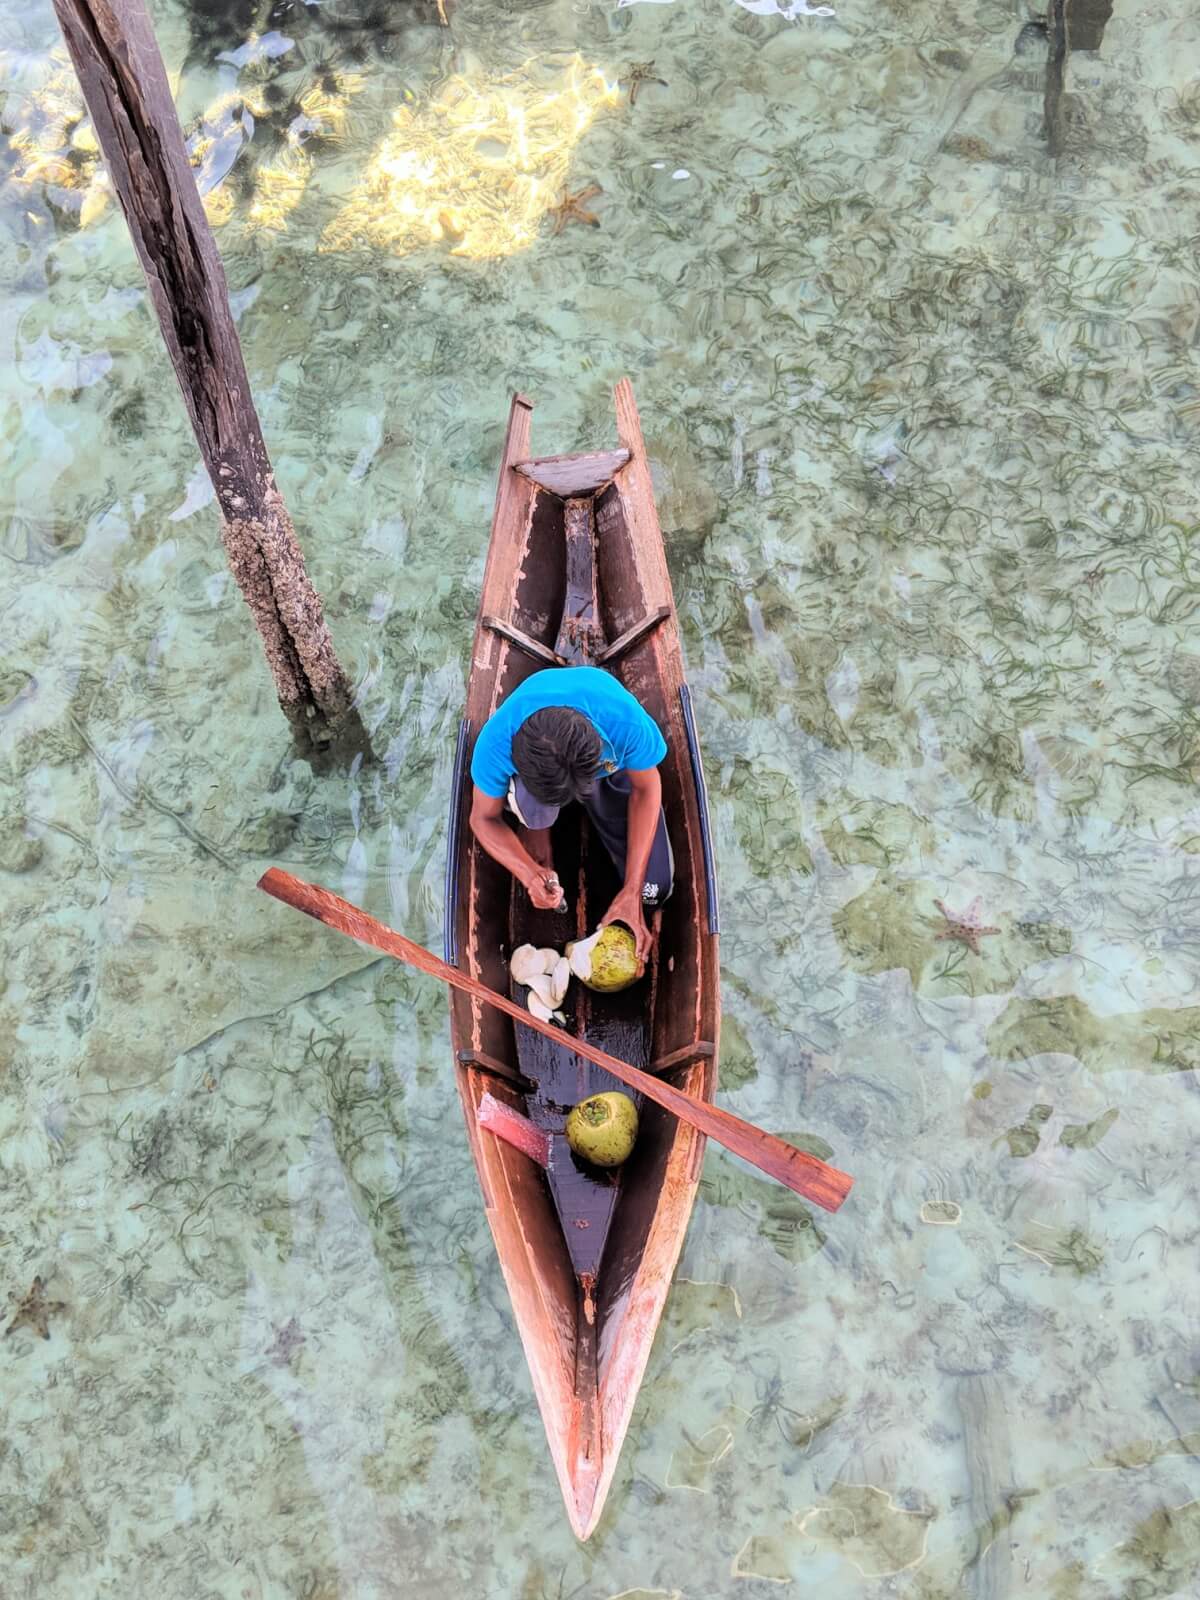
[
  {"x1": 621, "y1": 61, "x2": 667, "y2": 106},
  {"x1": 547, "y1": 184, "x2": 602, "y2": 235},
  {"x1": 5, "y1": 1275, "x2": 66, "y2": 1341},
  {"x1": 266, "y1": 1316, "x2": 306, "y2": 1366},
  {"x1": 934, "y1": 897, "x2": 1000, "y2": 957}
]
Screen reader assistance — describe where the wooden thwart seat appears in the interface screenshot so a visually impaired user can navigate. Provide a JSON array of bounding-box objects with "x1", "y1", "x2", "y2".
[
  {"x1": 515, "y1": 448, "x2": 631, "y2": 497},
  {"x1": 456, "y1": 1048, "x2": 535, "y2": 1093},
  {"x1": 482, "y1": 608, "x2": 669, "y2": 667},
  {"x1": 595, "y1": 605, "x2": 671, "y2": 664},
  {"x1": 648, "y1": 1040, "x2": 717, "y2": 1077},
  {"x1": 480, "y1": 614, "x2": 565, "y2": 666}
]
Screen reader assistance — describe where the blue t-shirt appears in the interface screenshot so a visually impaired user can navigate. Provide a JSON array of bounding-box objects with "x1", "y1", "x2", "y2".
[{"x1": 470, "y1": 666, "x2": 667, "y2": 798}]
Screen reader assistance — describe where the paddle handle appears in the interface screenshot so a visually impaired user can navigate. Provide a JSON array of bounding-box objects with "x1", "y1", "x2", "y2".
[{"x1": 257, "y1": 868, "x2": 854, "y2": 1213}]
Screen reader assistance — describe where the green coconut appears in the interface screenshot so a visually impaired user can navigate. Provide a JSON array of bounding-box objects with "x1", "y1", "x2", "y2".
[
  {"x1": 565, "y1": 1092, "x2": 639, "y2": 1168},
  {"x1": 566, "y1": 924, "x2": 641, "y2": 993}
]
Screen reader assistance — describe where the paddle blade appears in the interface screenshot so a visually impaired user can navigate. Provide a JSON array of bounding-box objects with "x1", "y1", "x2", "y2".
[{"x1": 257, "y1": 867, "x2": 854, "y2": 1212}]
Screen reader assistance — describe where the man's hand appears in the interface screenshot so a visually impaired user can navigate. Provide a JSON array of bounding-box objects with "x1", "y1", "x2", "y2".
[
  {"x1": 526, "y1": 869, "x2": 566, "y2": 913},
  {"x1": 470, "y1": 787, "x2": 565, "y2": 912},
  {"x1": 601, "y1": 885, "x2": 652, "y2": 965}
]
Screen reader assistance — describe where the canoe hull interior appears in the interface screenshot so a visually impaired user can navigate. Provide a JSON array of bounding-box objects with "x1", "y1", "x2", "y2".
[{"x1": 447, "y1": 381, "x2": 720, "y2": 1539}]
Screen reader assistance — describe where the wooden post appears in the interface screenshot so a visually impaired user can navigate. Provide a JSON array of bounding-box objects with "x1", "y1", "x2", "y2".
[
  {"x1": 1043, "y1": 0, "x2": 1113, "y2": 157},
  {"x1": 1043, "y1": 0, "x2": 1069, "y2": 157},
  {"x1": 50, "y1": 0, "x2": 367, "y2": 763}
]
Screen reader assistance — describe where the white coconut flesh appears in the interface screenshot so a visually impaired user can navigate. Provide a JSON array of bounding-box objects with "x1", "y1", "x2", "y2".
[
  {"x1": 527, "y1": 993, "x2": 565, "y2": 1025},
  {"x1": 509, "y1": 944, "x2": 544, "y2": 986},
  {"x1": 526, "y1": 971, "x2": 559, "y2": 1009},
  {"x1": 513, "y1": 944, "x2": 571, "y2": 1017},
  {"x1": 567, "y1": 930, "x2": 602, "y2": 980},
  {"x1": 548, "y1": 956, "x2": 570, "y2": 1007}
]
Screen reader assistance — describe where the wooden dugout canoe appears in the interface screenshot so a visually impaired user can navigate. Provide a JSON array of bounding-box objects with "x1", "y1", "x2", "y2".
[{"x1": 444, "y1": 379, "x2": 720, "y2": 1540}]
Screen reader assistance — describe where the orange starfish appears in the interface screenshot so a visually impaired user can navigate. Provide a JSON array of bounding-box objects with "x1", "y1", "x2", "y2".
[
  {"x1": 621, "y1": 61, "x2": 667, "y2": 106},
  {"x1": 5, "y1": 1275, "x2": 66, "y2": 1340},
  {"x1": 934, "y1": 896, "x2": 1000, "y2": 956},
  {"x1": 267, "y1": 1316, "x2": 306, "y2": 1366},
  {"x1": 548, "y1": 183, "x2": 603, "y2": 234}
]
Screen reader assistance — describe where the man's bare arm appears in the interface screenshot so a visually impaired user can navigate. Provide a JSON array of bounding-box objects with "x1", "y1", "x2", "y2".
[
  {"x1": 469, "y1": 787, "x2": 562, "y2": 911},
  {"x1": 599, "y1": 766, "x2": 661, "y2": 961}
]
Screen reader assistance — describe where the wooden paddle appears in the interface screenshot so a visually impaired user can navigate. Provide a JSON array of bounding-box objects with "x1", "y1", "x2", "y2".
[{"x1": 257, "y1": 867, "x2": 854, "y2": 1213}]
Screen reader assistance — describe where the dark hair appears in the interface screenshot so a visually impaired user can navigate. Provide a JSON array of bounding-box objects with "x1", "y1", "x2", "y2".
[{"x1": 512, "y1": 707, "x2": 601, "y2": 806}]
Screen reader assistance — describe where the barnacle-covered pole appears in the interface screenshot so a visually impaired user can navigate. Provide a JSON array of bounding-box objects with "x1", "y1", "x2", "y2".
[
  {"x1": 50, "y1": 0, "x2": 368, "y2": 765},
  {"x1": 1043, "y1": 0, "x2": 1069, "y2": 156},
  {"x1": 1043, "y1": 0, "x2": 1113, "y2": 157}
]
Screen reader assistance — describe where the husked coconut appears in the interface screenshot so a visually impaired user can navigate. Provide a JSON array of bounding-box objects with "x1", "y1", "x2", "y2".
[
  {"x1": 566, "y1": 925, "x2": 641, "y2": 993},
  {"x1": 566, "y1": 1092, "x2": 639, "y2": 1166}
]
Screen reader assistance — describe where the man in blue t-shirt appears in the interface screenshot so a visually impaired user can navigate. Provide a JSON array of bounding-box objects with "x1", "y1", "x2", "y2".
[{"x1": 469, "y1": 666, "x2": 673, "y2": 961}]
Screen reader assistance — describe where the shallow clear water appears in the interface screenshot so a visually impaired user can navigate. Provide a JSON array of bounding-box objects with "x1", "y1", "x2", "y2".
[{"x1": 3, "y1": 0, "x2": 1200, "y2": 1592}]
